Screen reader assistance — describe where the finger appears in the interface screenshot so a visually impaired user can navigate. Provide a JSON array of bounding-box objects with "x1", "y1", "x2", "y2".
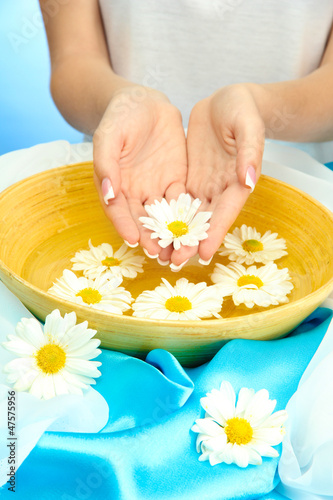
[
  {"x1": 158, "y1": 246, "x2": 173, "y2": 265},
  {"x1": 164, "y1": 180, "x2": 187, "y2": 202},
  {"x1": 94, "y1": 172, "x2": 140, "y2": 243},
  {"x1": 93, "y1": 124, "x2": 123, "y2": 204},
  {"x1": 170, "y1": 244, "x2": 198, "y2": 267},
  {"x1": 234, "y1": 116, "x2": 265, "y2": 193},
  {"x1": 167, "y1": 188, "x2": 210, "y2": 266},
  {"x1": 145, "y1": 188, "x2": 186, "y2": 264},
  {"x1": 128, "y1": 198, "x2": 162, "y2": 258},
  {"x1": 198, "y1": 183, "x2": 250, "y2": 261}
]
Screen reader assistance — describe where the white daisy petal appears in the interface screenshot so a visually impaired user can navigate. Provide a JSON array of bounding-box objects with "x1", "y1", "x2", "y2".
[
  {"x1": 15, "y1": 317, "x2": 45, "y2": 348},
  {"x1": 243, "y1": 389, "x2": 277, "y2": 426},
  {"x1": 139, "y1": 193, "x2": 212, "y2": 250},
  {"x1": 201, "y1": 384, "x2": 235, "y2": 424},
  {"x1": 253, "y1": 426, "x2": 286, "y2": 446},
  {"x1": 211, "y1": 261, "x2": 293, "y2": 308},
  {"x1": 13, "y1": 370, "x2": 39, "y2": 391},
  {"x1": 192, "y1": 417, "x2": 224, "y2": 437},
  {"x1": 29, "y1": 374, "x2": 44, "y2": 399},
  {"x1": 220, "y1": 442, "x2": 235, "y2": 465},
  {"x1": 42, "y1": 374, "x2": 56, "y2": 400},
  {"x1": 48, "y1": 270, "x2": 132, "y2": 314},
  {"x1": 133, "y1": 278, "x2": 222, "y2": 320},
  {"x1": 192, "y1": 380, "x2": 287, "y2": 468},
  {"x1": 200, "y1": 433, "x2": 228, "y2": 454},
  {"x1": 260, "y1": 409, "x2": 288, "y2": 428},
  {"x1": 71, "y1": 241, "x2": 145, "y2": 280},
  {"x1": 52, "y1": 372, "x2": 70, "y2": 396},
  {"x1": 218, "y1": 224, "x2": 287, "y2": 265},
  {"x1": 250, "y1": 440, "x2": 280, "y2": 458},
  {"x1": 235, "y1": 387, "x2": 255, "y2": 417},
  {"x1": 246, "y1": 447, "x2": 263, "y2": 465},
  {"x1": 232, "y1": 444, "x2": 250, "y2": 468},
  {"x1": 2, "y1": 338, "x2": 36, "y2": 356},
  {"x1": 208, "y1": 452, "x2": 224, "y2": 466},
  {"x1": 2, "y1": 310, "x2": 102, "y2": 400}
]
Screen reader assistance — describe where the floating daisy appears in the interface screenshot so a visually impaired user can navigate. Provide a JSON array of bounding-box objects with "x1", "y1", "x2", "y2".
[
  {"x1": 139, "y1": 193, "x2": 212, "y2": 250},
  {"x1": 219, "y1": 225, "x2": 287, "y2": 265},
  {"x1": 48, "y1": 270, "x2": 132, "y2": 314},
  {"x1": 2, "y1": 309, "x2": 102, "y2": 400},
  {"x1": 132, "y1": 277, "x2": 223, "y2": 320},
  {"x1": 191, "y1": 381, "x2": 288, "y2": 467},
  {"x1": 211, "y1": 262, "x2": 293, "y2": 308},
  {"x1": 71, "y1": 240, "x2": 145, "y2": 279}
]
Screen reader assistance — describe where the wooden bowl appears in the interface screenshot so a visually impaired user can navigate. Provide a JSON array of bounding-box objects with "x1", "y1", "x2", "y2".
[{"x1": 0, "y1": 163, "x2": 332, "y2": 367}]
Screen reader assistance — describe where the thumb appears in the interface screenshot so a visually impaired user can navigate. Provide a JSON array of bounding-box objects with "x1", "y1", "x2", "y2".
[
  {"x1": 235, "y1": 117, "x2": 265, "y2": 193},
  {"x1": 93, "y1": 122, "x2": 123, "y2": 205}
]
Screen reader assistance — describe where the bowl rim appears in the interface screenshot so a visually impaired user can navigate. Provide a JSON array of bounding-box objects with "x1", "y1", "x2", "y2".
[{"x1": 0, "y1": 163, "x2": 332, "y2": 329}]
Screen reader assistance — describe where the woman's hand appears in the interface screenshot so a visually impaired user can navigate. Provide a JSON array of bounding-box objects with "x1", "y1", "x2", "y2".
[
  {"x1": 93, "y1": 86, "x2": 187, "y2": 262},
  {"x1": 172, "y1": 84, "x2": 265, "y2": 266}
]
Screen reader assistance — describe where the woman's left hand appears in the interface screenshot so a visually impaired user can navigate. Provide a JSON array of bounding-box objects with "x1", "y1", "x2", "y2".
[{"x1": 171, "y1": 84, "x2": 266, "y2": 266}]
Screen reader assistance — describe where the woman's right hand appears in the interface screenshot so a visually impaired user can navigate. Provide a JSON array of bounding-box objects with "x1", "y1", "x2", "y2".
[{"x1": 93, "y1": 86, "x2": 187, "y2": 263}]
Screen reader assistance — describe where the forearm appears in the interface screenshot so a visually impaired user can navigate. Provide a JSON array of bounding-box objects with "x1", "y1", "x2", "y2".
[
  {"x1": 50, "y1": 54, "x2": 136, "y2": 135},
  {"x1": 247, "y1": 63, "x2": 333, "y2": 143}
]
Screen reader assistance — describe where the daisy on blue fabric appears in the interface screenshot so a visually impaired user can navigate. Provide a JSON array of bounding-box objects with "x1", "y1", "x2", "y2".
[{"x1": 192, "y1": 381, "x2": 288, "y2": 468}]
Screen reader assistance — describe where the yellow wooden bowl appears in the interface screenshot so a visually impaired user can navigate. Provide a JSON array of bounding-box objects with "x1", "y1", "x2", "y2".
[{"x1": 0, "y1": 163, "x2": 332, "y2": 366}]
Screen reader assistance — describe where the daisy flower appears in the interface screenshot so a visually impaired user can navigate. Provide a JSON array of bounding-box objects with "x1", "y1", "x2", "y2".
[
  {"x1": 139, "y1": 193, "x2": 212, "y2": 250},
  {"x1": 48, "y1": 270, "x2": 132, "y2": 314},
  {"x1": 71, "y1": 240, "x2": 145, "y2": 279},
  {"x1": 210, "y1": 262, "x2": 293, "y2": 308},
  {"x1": 2, "y1": 309, "x2": 102, "y2": 400},
  {"x1": 132, "y1": 277, "x2": 223, "y2": 320},
  {"x1": 191, "y1": 381, "x2": 288, "y2": 467},
  {"x1": 219, "y1": 224, "x2": 287, "y2": 265}
]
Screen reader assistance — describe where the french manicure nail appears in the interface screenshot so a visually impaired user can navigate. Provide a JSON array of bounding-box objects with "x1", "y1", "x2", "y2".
[
  {"x1": 124, "y1": 240, "x2": 139, "y2": 248},
  {"x1": 198, "y1": 257, "x2": 213, "y2": 266},
  {"x1": 102, "y1": 178, "x2": 115, "y2": 204},
  {"x1": 143, "y1": 248, "x2": 159, "y2": 259},
  {"x1": 245, "y1": 166, "x2": 256, "y2": 193},
  {"x1": 157, "y1": 257, "x2": 170, "y2": 266},
  {"x1": 170, "y1": 259, "x2": 189, "y2": 272}
]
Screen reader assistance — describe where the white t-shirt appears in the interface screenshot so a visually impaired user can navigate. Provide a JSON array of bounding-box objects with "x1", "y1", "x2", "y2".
[{"x1": 98, "y1": 0, "x2": 333, "y2": 163}]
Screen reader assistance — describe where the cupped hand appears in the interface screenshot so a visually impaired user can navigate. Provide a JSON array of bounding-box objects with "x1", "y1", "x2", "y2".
[
  {"x1": 93, "y1": 86, "x2": 187, "y2": 262},
  {"x1": 171, "y1": 84, "x2": 265, "y2": 266}
]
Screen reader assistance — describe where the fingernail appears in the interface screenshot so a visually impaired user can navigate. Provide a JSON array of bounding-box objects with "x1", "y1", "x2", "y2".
[
  {"x1": 143, "y1": 248, "x2": 159, "y2": 259},
  {"x1": 124, "y1": 240, "x2": 139, "y2": 248},
  {"x1": 245, "y1": 166, "x2": 256, "y2": 193},
  {"x1": 157, "y1": 257, "x2": 170, "y2": 266},
  {"x1": 102, "y1": 178, "x2": 115, "y2": 204},
  {"x1": 170, "y1": 259, "x2": 189, "y2": 272},
  {"x1": 198, "y1": 256, "x2": 213, "y2": 266}
]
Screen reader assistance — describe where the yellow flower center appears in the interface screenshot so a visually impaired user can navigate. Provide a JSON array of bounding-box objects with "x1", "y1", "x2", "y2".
[
  {"x1": 165, "y1": 295, "x2": 192, "y2": 313},
  {"x1": 237, "y1": 275, "x2": 263, "y2": 288},
  {"x1": 76, "y1": 287, "x2": 102, "y2": 304},
  {"x1": 225, "y1": 417, "x2": 253, "y2": 445},
  {"x1": 102, "y1": 256, "x2": 121, "y2": 267},
  {"x1": 167, "y1": 220, "x2": 189, "y2": 237},
  {"x1": 35, "y1": 344, "x2": 66, "y2": 374},
  {"x1": 242, "y1": 239, "x2": 264, "y2": 253}
]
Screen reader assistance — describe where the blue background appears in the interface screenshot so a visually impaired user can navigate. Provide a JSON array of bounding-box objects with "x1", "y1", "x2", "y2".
[{"x1": 0, "y1": 1, "x2": 82, "y2": 156}]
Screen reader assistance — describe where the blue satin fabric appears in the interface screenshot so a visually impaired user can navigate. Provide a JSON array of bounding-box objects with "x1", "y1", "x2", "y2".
[{"x1": 4, "y1": 308, "x2": 332, "y2": 500}]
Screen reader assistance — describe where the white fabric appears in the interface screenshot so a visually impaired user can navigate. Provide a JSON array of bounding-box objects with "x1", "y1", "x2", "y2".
[
  {"x1": 98, "y1": 0, "x2": 333, "y2": 162},
  {"x1": 277, "y1": 315, "x2": 333, "y2": 500},
  {"x1": 0, "y1": 281, "x2": 109, "y2": 488}
]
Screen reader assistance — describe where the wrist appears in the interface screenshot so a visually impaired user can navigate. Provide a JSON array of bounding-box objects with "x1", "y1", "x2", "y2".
[
  {"x1": 242, "y1": 83, "x2": 273, "y2": 130},
  {"x1": 110, "y1": 84, "x2": 170, "y2": 107}
]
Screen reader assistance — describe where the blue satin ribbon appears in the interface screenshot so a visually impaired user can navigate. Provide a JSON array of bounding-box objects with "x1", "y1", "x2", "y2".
[{"x1": 2, "y1": 307, "x2": 332, "y2": 500}]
